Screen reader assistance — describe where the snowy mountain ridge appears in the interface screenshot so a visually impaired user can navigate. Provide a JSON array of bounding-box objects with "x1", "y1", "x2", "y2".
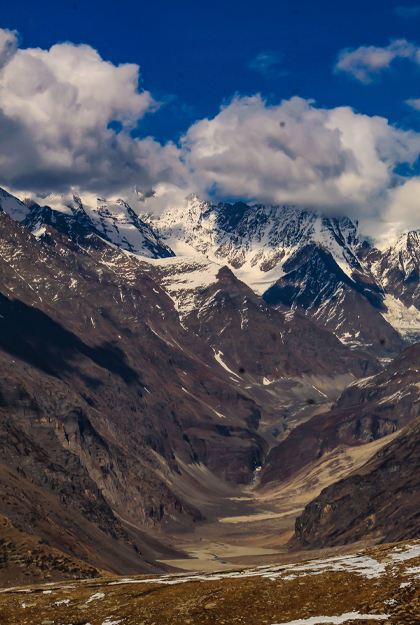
[
  {"x1": 2, "y1": 186, "x2": 420, "y2": 355},
  {"x1": 143, "y1": 194, "x2": 420, "y2": 354},
  {"x1": 0, "y1": 188, "x2": 174, "y2": 259},
  {"x1": 143, "y1": 194, "x2": 363, "y2": 295}
]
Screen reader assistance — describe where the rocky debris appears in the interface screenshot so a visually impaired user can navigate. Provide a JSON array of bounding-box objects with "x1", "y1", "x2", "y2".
[{"x1": 2, "y1": 539, "x2": 420, "y2": 624}]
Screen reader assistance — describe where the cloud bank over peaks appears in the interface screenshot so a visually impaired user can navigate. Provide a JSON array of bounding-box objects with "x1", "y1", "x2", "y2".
[
  {"x1": 1, "y1": 28, "x2": 420, "y2": 246},
  {"x1": 334, "y1": 39, "x2": 420, "y2": 83},
  {"x1": 0, "y1": 28, "x2": 185, "y2": 196},
  {"x1": 179, "y1": 94, "x2": 420, "y2": 241}
]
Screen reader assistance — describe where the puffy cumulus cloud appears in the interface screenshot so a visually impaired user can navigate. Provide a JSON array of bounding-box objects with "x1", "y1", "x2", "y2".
[
  {"x1": 2, "y1": 27, "x2": 420, "y2": 246},
  {"x1": 180, "y1": 94, "x2": 420, "y2": 235},
  {"x1": 386, "y1": 177, "x2": 420, "y2": 229},
  {"x1": 334, "y1": 39, "x2": 420, "y2": 83},
  {"x1": 0, "y1": 28, "x2": 185, "y2": 196}
]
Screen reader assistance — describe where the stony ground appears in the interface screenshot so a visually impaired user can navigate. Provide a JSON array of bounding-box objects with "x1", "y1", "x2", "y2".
[{"x1": 2, "y1": 540, "x2": 420, "y2": 624}]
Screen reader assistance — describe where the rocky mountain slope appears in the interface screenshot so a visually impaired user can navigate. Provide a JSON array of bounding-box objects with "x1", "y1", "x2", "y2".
[
  {"x1": 4, "y1": 185, "x2": 420, "y2": 577},
  {"x1": 0, "y1": 187, "x2": 174, "y2": 258},
  {"x1": 263, "y1": 243, "x2": 405, "y2": 358},
  {"x1": 260, "y1": 340, "x2": 420, "y2": 488},
  {"x1": 0, "y1": 202, "x2": 383, "y2": 575},
  {"x1": 293, "y1": 342, "x2": 420, "y2": 550},
  {"x1": 0, "y1": 514, "x2": 105, "y2": 588}
]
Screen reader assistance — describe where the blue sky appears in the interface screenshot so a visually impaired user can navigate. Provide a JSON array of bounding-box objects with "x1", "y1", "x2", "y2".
[
  {"x1": 2, "y1": 0, "x2": 420, "y2": 140},
  {"x1": 0, "y1": 0, "x2": 420, "y2": 241}
]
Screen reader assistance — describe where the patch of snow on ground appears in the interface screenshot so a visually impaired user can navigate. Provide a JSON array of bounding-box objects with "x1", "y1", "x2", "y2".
[
  {"x1": 212, "y1": 349, "x2": 241, "y2": 379},
  {"x1": 270, "y1": 613, "x2": 389, "y2": 625},
  {"x1": 349, "y1": 375, "x2": 376, "y2": 389},
  {"x1": 108, "y1": 552, "x2": 388, "y2": 586},
  {"x1": 403, "y1": 566, "x2": 420, "y2": 575},
  {"x1": 0, "y1": 189, "x2": 30, "y2": 222},
  {"x1": 150, "y1": 257, "x2": 221, "y2": 317},
  {"x1": 86, "y1": 592, "x2": 105, "y2": 603},
  {"x1": 390, "y1": 543, "x2": 420, "y2": 562},
  {"x1": 32, "y1": 226, "x2": 46, "y2": 238},
  {"x1": 283, "y1": 555, "x2": 387, "y2": 579}
]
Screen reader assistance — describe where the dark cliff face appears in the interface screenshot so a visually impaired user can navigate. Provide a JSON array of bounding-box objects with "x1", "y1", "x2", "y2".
[
  {"x1": 292, "y1": 342, "x2": 420, "y2": 550},
  {"x1": 364, "y1": 232, "x2": 420, "y2": 309},
  {"x1": 293, "y1": 418, "x2": 420, "y2": 549}
]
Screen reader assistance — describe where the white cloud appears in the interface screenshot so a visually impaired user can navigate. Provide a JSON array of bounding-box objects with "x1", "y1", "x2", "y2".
[
  {"x1": 179, "y1": 94, "x2": 420, "y2": 235},
  {"x1": 2, "y1": 28, "x2": 420, "y2": 246},
  {"x1": 383, "y1": 176, "x2": 420, "y2": 242},
  {"x1": 0, "y1": 28, "x2": 185, "y2": 196},
  {"x1": 407, "y1": 98, "x2": 420, "y2": 110},
  {"x1": 334, "y1": 39, "x2": 419, "y2": 83}
]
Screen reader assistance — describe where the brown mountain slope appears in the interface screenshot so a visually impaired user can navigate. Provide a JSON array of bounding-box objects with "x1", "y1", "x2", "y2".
[
  {"x1": 156, "y1": 260, "x2": 379, "y2": 379},
  {"x1": 0, "y1": 210, "x2": 381, "y2": 573},
  {"x1": 260, "y1": 341, "x2": 420, "y2": 487},
  {"x1": 293, "y1": 343, "x2": 420, "y2": 549},
  {"x1": 0, "y1": 514, "x2": 107, "y2": 588}
]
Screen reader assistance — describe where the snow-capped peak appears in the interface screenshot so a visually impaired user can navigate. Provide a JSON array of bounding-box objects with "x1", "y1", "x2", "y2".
[
  {"x1": 0, "y1": 187, "x2": 31, "y2": 222},
  {"x1": 143, "y1": 195, "x2": 362, "y2": 294},
  {"x1": 0, "y1": 188, "x2": 174, "y2": 260}
]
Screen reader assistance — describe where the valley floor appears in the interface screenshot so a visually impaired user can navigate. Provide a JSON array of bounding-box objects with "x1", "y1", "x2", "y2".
[{"x1": 140, "y1": 433, "x2": 401, "y2": 574}]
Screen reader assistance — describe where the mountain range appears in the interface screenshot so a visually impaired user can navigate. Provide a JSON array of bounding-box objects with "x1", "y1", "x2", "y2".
[{"x1": 2, "y1": 186, "x2": 420, "y2": 583}]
